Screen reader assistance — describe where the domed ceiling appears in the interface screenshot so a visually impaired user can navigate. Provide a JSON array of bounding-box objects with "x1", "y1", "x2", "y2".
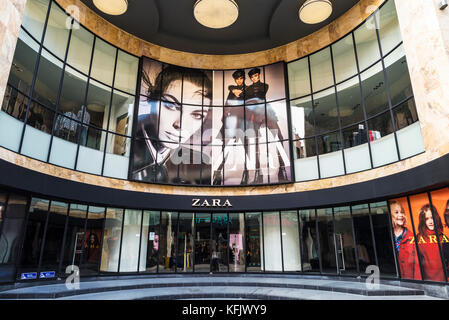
[{"x1": 80, "y1": 0, "x2": 359, "y2": 55}]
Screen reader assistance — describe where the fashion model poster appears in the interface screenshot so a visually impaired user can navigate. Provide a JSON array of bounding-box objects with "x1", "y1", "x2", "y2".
[
  {"x1": 130, "y1": 57, "x2": 292, "y2": 186},
  {"x1": 389, "y1": 190, "x2": 449, "y2": 282}
]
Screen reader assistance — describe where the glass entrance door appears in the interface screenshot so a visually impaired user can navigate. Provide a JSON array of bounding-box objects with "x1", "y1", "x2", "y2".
[
  {"x1": 194, "y1": 213, "x2": 210, "y2": 272},
  {"x1": 211, "y1": 213, "x2": 228, "y2": 272}
]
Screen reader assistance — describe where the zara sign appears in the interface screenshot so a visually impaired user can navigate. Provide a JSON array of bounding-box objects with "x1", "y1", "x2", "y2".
[{"x1": 192, "y1": 198, "x2": 232, "y2": 207}]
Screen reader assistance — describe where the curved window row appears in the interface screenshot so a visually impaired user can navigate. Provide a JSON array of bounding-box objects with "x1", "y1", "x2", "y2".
[
  {"x1": 0, "y1": 185, "x2": 448, "y2": 283},
  {"x1": 0, "y1": 0, "x2": 138, "y2": 179},
  {"x1": 288, "y1": 0, "x2": 424, "y2": 181},
  {"x1": 0, "y1": 0, "x2": 424, "y2": 186}
]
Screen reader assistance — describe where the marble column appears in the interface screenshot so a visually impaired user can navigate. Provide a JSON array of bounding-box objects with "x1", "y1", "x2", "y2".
[
  {"x1": 0, "y1": 0, "x2": 27, "y2": 103},
  {"x1": 395, "y1": 0, "x2": 449, "y2": 156}
]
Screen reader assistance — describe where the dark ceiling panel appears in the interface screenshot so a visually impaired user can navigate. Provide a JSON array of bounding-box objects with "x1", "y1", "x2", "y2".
[{"x1": 80, "y1": 0, "x2": 360, "y2": 55}]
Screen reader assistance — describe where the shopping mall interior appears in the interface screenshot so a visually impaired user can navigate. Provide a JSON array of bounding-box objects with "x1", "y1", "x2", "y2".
[{"x1": 0, "y1": 0, "x2": 449, "y2": 300}]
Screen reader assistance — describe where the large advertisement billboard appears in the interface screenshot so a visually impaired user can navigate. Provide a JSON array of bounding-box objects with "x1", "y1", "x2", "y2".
[
  {"x1": 389, "y1": 189, "x2": 449, "y2": 282},
  {"x1": 130, "y1": 58, "x2": 292, "y2": 186}
]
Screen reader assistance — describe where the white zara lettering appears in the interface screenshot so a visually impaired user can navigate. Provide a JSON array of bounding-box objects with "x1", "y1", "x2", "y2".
[{"x1": 192, "y1": 198, "x2": 232, "y2": 207}]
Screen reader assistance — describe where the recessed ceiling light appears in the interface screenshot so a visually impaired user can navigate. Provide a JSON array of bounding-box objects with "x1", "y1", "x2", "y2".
[
  {"x1": 299, "y1": 0, "x2": 332, "y2": 24},
  {"x1": 93, "y1": 0, "x2": 128, "y2": 15},
  {"x1": 194, "y1": 0, "x2": 239, "y2": 29}
]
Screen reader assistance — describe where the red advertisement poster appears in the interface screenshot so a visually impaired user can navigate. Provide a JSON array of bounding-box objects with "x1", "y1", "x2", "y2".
[{"x1": 388, "y1": 197, "x2": 422, "y2": 280}]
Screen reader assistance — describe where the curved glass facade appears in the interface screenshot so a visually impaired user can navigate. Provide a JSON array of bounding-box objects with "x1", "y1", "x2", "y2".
[
  {"x1": 0, "y1": 185, "x2": 448, "y2": 284},
  {"x1": 288, "y1": 0, "x2": 422, "y2": 181},
  {"x1": 0, "y1": 0, "x2": 424, "y2": 186},
  {"x1": 1, "y1": 0, "x2": 138, "y2": 179}
]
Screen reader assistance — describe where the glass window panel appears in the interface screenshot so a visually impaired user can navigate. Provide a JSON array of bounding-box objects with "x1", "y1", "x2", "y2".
[
  {"x1": 58, "y1": 65, "x2": 87, "y2": 112},
  {"x1": 80, "y1": 206, "x2": 104, "y2": 275},
  {"x1": 332, "y1": 34, "x2": 358, "y2": 83},
  {"x1": 66, "y1": 24, "x2": 94, "y2": 75},
  {"x1": 266, "y1": 100, "x2": 289, "y2": 142},
  {"x1": 61, "y1": 204, "x2": 87, "y2": 274},
  {"x1": 84, "y1": 79, "x2": 111, "y2": 131},
  {"x1": 195, "y1": 213, "x2": 211, "y2": 272},
  {"x1": 317, "y1": 130, "x2": 342, "y2": 155},
  {"x1": 244, "y1": 66, "x2": 266, "y2": 103},
  {"x1": 378, "y1": 0, "x2": 402, "y2": 55},
  {"x1": 114, "y1": 50, "x2": 138, "y2": 94},
  {"x1": 141, "y1": 211, "x2": 160, "y2": 272},
  {"x1": 293, "y1": 137, "x2": 319, "y2": 181},
  {"x1": 212, "y1": 71, "x2": 224, "y2": 106},
  {"x1": 263, "y1": 212, "x2": 282, "y2": 271},
  {"x1": 108, "y1": 91, "x2": 134, "y2": 136},
  {"x1": 172, "y1": 213, "x2": 195, "y2": 272},
  {"x1": 409, "y1": 193, "x2": 446, "y2": 282},
  {"x1": 310, "y1": 48, "x2": 333, "y2": 92},
  {"x1": 119, "y1": 209, "x2": 142, "y2": 272},
  {"x1": 370, "y1": 201, "x2": 397, "y2": 276},
  {"x1": 0, "y1": 194, "x2": 28, "y2": 265},
  {"x1": 318, "y1": 149, "x2": 345, "y2": 179},
  {"x1": 90, "y1": 38, "x2": 116, "y2": 87},
  {"x1": 103, "y1": 134, "x2": 130, "y2": 179},
  {"x1": 49, "y1": 112, "x2": 78, "y2": 169},
  {"x1": 42, "y1": 2, "x2": 70, "y2": 60},
  {"x1": 159, "y1": 211, "x2": 177, "y2": 273},
  {"x1": 229, "y1": 213, "x2": 245, "y2": 272},
  {"x1": 267, "y1": 140, "x2": 291, "y2": 183},
  {"x1": 287, "y1": 57, "x2": 310, "y2": 99},
  {"x1": 299, "y1": 209, "x2": 320, "y2": 273},
  {"x1": 245, "y1": 212, "x2": 263, "y2": 272},
  {"x1": 7, "y1": 29, "x2": 40, "y2": 96},
  {"x1": 100, "y1": 208, "x2": 123, "y2": 272},
  {"x1": 281, "y1": 211, "x2": 301, "y2": 271},
  {"x1": 1, "y1": 84, "x2": 28, "y2": 125},
  {"x1": 32, "y1": 49, "x2": 64, "y2": 110},
  {"x1": 264, "y1": 63, "x2": 286, "y2": 102},
  {"x1": 333, "y1": 206, "x2": 357, "y2": 275},
  {"x1": 176, "y1": 212, "x2": 194, "y2": 273},
  {"x1": 313, "y1": 88, "x2": 339, "y2": 135},
  {"x1": 317, "y1": 208, "x2": 337, "y2": 274},
  {"x1": 211, "y1": 213, "x2": 228, "y2": 272},
  {"x1": 139, "y1": 59, "x2": 162, "y2": 97},
  {"x1": 19, "y1": 198, "x2": 49, "y2": 274},
  {"x1": 290, "y1": 96, "x2": 314, "y2": 139},
  {"x1": 429, "y1": 188, "x2": 449, "y2": 282},
  {"x1": 388, "y1": 198, "x2": 422, "y2": 280},
  {"x1": 395, "y1": 111, "x2": 424, "y2": 161},
  {"x1": 337, "y1": 77, "x2": 363, "y2": 128},
  {"x1": 76, "y1": 126, "x2": 106, "y2": 175},
  {"x1": 342, "y1": 124, "x2": 372, "y2": 173},
  {"x1": 368, "y1": 111, "x2": 398, "y2": 167},
  {"x1": 27, "y1": 100, "x2": 54, "y2": 134},
  {"x1": 354, "y1": 16, "x2": 382, "y2": 71},
  {"x1": 351, "y1": 205, "x2": 377, "y2": 273},
  {"x1": 393, "y1": 98, "x2": 418, "y2": 131},
  {"x1": 22, "y1": 0, "x2": 50, "y2": 42},
  {"x1": 361, "y1": 62, "x2": 388, "y2": 118},
  {"x1": 21, "y1": 104, "x2": 53, "y2": 161},
  {"x1": 0, "y1": 92, "x2": 25, "y2": 152},
  {"x1": 384, "y1": 45, "x2": 413, "y2": 107},
  {"x1": 39, "y1": 201, "x2": 68, "y2": 275},
  {"x1": 53, "y1": 112, "x2": 79, "y2": 144},
  {"x1": 182, "y1": 68, "x2": 207, "y2": 106}
]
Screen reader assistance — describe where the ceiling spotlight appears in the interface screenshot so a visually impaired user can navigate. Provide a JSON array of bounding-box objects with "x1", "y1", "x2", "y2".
[
  {"x1": 93, "y1": 0, "x2": 128, "y2": 15},
  {"x1": 194, "y1": 0, "x2": 239, "y2": 29},
  {"x1": 299, "y1": 0, "x2": 332, "y2": 24}
]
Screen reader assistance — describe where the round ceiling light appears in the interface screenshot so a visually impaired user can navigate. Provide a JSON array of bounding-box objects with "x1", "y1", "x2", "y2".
[
  {"x1": 299, "y1": 0, "x2": 332, "y2": 24},
  {"x1": 93, "y1": 0, "x2": 128, "y2": 15},
  {"x1": 194, "y1": 0, "x2": 239, "y2": 29}
]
